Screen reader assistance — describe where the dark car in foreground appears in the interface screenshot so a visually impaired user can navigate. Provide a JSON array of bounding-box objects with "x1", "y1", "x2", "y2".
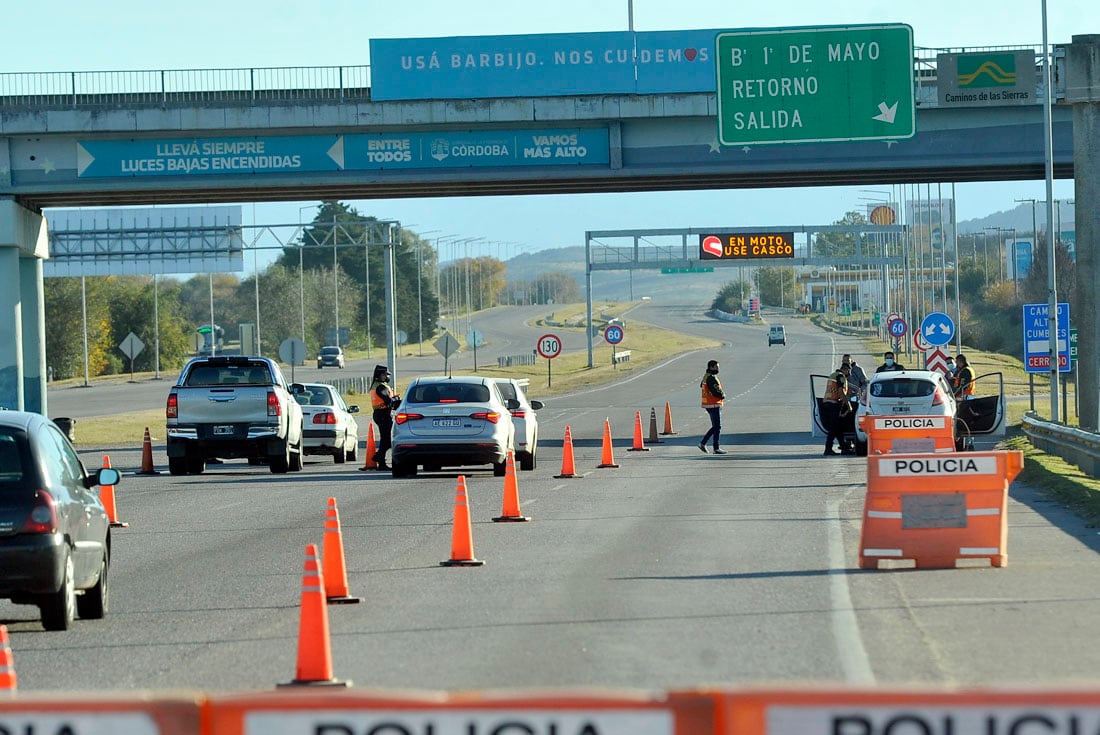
[{"x1": 0, "y1": 412, "x2": 120, "y2": 630}]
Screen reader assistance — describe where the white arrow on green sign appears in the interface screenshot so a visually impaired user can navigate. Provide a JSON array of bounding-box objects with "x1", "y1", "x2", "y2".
[{"x1": 716, "y1": 24, "x2": 915, "y2": 146}]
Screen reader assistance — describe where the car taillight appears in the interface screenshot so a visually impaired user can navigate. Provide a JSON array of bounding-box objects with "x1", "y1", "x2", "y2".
[
  {"x1": 511, "y1": 410, "x2": 527, "y2": 418},
  {"x1": 313, "y1": 413, "x2": 337, "y2": 425},
  {"x1": 22, "y1": 490, "x2": 58, "y2": 534},
  {"x1": 931, "y1": 387, "x2": 947, "y2": 406},
  {"x1": 166, "y1": 393, "x2": 178, "y2": 419},
  {"x1": 471, "y1": 411, "x2": 500, "y2": 424},
  {"x1": 267, "y1": 390, "x2": 281, "y2": 417},
  {"x1": 395, "y1": 412, "x2": 424, "y2": 425}
]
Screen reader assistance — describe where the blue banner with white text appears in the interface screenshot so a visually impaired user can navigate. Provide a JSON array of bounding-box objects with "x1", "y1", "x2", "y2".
[{"x1": 369, "y1": 30, "x2": 719, "y2": 100}]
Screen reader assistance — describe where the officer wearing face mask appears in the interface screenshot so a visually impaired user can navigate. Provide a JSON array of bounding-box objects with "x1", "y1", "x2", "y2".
[
  {"x1": 876, "y1": 350, "x2": 906, "y2": 373},
  {"x1": 697, "y1": 359, "x2": 727, "y2": 455}
]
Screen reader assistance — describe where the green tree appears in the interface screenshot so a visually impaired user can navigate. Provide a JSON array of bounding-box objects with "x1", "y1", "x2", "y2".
[
  {"x1": 755, "y1": 266, "x2": 800, "y2": 307},
  {"x1": 44, "y1": 277, "x2": 113, "y2": 380},
  {"x1": 711, "y1": 280, "x2": 751, "y2": 313}
]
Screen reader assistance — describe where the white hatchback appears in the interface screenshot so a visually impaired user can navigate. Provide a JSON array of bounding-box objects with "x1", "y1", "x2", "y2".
[
  {"x1": 489, "y1": 378, "x2": 544, "y2": 471},
  {"x1": 294, "y1": 383, "x2": 360, "y2": 463},
  {"x1": 853, "y1": 370, "x2": 956, "y2": 455}
]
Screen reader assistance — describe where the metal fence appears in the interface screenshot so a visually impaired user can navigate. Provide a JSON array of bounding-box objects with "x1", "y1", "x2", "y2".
[
  {"x1": 1021, "y1": 412, "x2": 1100, "y2": 478},
  {"x1": 0, "y1": 45, "x2": 1050, "y2": 109},
  {"x1": 0, "y1": 65, "x2": 372, "y2": 108}
]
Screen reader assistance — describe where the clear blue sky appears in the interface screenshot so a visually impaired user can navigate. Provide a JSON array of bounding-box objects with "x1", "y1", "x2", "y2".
[{"x1": 7, "y1": 1, "x2": 1085, "y2": 269}]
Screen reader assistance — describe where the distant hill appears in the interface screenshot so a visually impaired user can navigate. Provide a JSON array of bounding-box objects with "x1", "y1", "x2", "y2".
[{"x1": 959, "y1": 202, "x2": 1074, "y2": 236}]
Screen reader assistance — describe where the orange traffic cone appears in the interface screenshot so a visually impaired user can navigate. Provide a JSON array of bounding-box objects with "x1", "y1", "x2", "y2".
[
  {"x1": 0, "y1": 625, "x2": 16, "y2": 692},
  {"x1": 322, "y1": 498, "x2": 362, "y2": 604},
  {"x1": 493, "y1": 451, "x2": 530, "y2": 522},
  {"x1": 99, "y1": 456, "x2": 128, "y2": 529},
  {"x1": 661, "y1": 401, "x2": 677, "y2": 435},
  {"x1": 278, "y1": 544, "x2": 350, "y2": 688},
  {"x1": 441, "y1": 476, "x2": 484, "y2": 566},
  {"x1": 597, "y1": 418, "x2": 620, "y2": 468},
  {"x1": 357, "y1": 424, "x2": 378, "y2": 471},
  {"x1": 648, "y1": 407, "x2": 663, "y2": 444},
  {"x1": 136, "y1": 427, "x2": 160, "y2": 475},
  {"x1": 554, "y1": 425, "x2": 579, "y2": 479},
  {"x1": 628, "y1": 410, "x2": 650, "y2": 452}
]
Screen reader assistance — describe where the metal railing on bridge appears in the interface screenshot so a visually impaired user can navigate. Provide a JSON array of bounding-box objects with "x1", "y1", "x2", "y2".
[
  {"x1": 0, "y1": 45, "x2": 1048, "y2": 109},
  {"x1": 0, "y1": 65, "x2": 372, "y2": 108}
]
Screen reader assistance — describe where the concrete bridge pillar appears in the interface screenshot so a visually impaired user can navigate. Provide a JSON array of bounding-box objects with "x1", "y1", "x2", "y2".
[
  {"x1": 1066, "y1": 35, "x2": 1100, "y2": 430},
  {"x1": 0, "y1": 200, "x2": 49, "y2": 414}
]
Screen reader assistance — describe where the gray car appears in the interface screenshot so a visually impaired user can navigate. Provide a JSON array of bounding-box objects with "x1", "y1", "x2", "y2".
[
  {"x1": 0, "y1": 412, "x2": 120, "y2": 631},
  {"x1": 390, "y1": 375, "x2": 515, "y2": 478}
]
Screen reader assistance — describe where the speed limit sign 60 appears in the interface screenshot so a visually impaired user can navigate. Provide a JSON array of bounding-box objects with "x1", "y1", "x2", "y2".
[{"x1": 537, "y1": 333, "x2": 563, "y2": 359}]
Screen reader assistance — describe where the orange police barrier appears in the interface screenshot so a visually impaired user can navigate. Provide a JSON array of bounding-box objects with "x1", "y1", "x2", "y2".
[
  {"x1": 357, "y1": 423, "x2": 378, "y2": 471},
  {"x1": 279, "y1": 543, "x2": 350, "y2": 687},
  {"x1": 206, "y1": 689, "x2": 719, "y2": 735},
  {"x1": 0, "y1": 694, "x2": 201, "y2": 733},
  {"x1": 858, "y1": 450, "x2": 1023, "y2": 569},
  {"x1": 322, "y1": 497, "x2": 362, "y2": 605},
  {"x1": 597, "y1": 418, "x2": 620, "y2": 468},
  {"x1": 628, "y1": 410, "x2": 651, "y2": 452},
  {"x1": 441, "y1": 476, "x2": 484, "y2": 566},
  {"x1": 661, "y1": 401, "x2": 677, "y2": 435},
  {"x1": 0, "y1": 625, "x2": 15, "y2": 692},
  {"x1": 648, "y1": 406, "x2": 663, "y2": 444},
  {"x1": 554, "y1": 425, "x2": 580, "y2": 479},
  {"x1": 711, "y1": 689, "x2": 1100, "y2": 735},
  {"x1": 493, "y1": 451, "x2": 530, "y2": 522},
  {"x1": 860, "y1": 414, "x2": 957, "y2": 454},
  {"x1": 100, "y1": 455, "x2": 129, "y2": 529},
  {"x1": 136, "y1": 426, "x2": 161, "y2": 475}
]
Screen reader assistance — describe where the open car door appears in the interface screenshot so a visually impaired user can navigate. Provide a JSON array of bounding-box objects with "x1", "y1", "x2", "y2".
[{"x1": 955, "y1": 370, "x2": 1006, "y2": 441}]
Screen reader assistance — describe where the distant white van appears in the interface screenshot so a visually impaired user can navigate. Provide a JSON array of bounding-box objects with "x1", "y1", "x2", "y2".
[{"x1": 768, "y1": 325, "x2": 786, "y2": 346}]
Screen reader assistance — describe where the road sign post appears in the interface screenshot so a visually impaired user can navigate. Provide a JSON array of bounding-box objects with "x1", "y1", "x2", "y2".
[
  {"x1": 537, "y1": 333, "x2": 563, "y2": 387},
  {"x1": 604, "y1": 324, "x2": 624, "y2": 368},
  {"x1": 716, "y1": 24, "x2": 915, "y2": 146}
]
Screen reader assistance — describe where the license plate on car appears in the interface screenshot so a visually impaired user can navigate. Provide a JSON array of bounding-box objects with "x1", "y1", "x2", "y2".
[
  {"x1": 891, "y1": 406, "x2": 911, "y2": 413},
  {"x1": 432, "y1": 417, "x2": 462, "y2": 428},
  {"x1": 213, "y1": 425, "x2": 235, "y2": 435}
]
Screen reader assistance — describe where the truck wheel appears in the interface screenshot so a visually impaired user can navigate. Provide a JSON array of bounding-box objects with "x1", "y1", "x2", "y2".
[
  {"x1": 187, "y1": 457, "x2": 205, "y2": 474},
  {"x1": 270, "y1": 442, "x2": 290, "y2": 474},
  {"x1": 290, "y1": 446, "x2": 303, "y2": 471},
  {"x1": 168, "y1": 457, "x2": 188, "y2": 475}
]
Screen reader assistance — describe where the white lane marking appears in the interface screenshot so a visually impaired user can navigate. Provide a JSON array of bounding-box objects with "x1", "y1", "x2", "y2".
[{"x1": 827, "y1": 488, "x2": 876, "y2": 685}]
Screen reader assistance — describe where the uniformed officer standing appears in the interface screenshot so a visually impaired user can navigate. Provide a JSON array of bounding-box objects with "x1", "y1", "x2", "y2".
[
  {"x1": 822, "y1": 363, "x2": 851, "y2": 456},
  {"x1": 370, "y1": 364, "x2": 400, "y2": 471}
]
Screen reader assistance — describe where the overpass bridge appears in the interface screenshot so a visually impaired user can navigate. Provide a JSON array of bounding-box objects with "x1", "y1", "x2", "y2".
[{"x1": 1, "y1": 32, "x2": 1099, "y2": 424}]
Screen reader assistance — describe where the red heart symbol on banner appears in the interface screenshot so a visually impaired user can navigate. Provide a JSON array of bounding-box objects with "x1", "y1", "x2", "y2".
[{"x1": 684, "y1": 48, "x2": 698, "y2": 61}]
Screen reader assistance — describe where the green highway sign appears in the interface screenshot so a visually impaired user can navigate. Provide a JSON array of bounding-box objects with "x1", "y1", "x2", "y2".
[
  {"x1": 662, "y1": 267, "x2": 715, "y2": 274},
  {"x1": 1071, "y1": 328, "x2": 1078, "y2": 360},
  {"x1": 716, "y1": 24, "x2": 915, "y2": 146}
]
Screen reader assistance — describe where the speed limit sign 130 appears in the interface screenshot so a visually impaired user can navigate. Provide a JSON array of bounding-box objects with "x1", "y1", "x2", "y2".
[{"x1": 537, "y1": 333, "x2": 563, "y2": 359}]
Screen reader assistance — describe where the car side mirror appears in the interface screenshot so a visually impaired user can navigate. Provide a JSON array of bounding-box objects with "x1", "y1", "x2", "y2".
[
  {"x1": 290, "y1": 383, "x2": 304, "y2": 394},
  {"x1": 349, "y1": 405, "x2": 359, "y2": 413},
  {"x1": 95, "y1": 467, "x2": 121, "y2": 487},
  {"x1": 530, "y1": 399, "x2": 544, "y2": 410},
  {"x1": 506, "y1": 398, "x2": 521, "y2": 410}
]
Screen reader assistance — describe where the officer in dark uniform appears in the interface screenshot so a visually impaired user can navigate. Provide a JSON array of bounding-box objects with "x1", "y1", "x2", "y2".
[{"x1": 370, "y1": 364, "x2": 400, "y2": 470}]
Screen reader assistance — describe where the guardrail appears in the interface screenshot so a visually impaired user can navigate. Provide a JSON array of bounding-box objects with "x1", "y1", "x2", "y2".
[
  {"x1": 1021, "y1": 412, "x2": 1100, "y2": 478},
  {"x1": 611, "y1": 350, "x2": 632, "y2": 365},
  {"x1": 498, "y1": 353, "x2": 536, "y2": 367}
]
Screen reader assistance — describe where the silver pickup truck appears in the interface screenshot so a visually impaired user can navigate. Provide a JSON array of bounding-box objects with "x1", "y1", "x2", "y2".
[{"x1": 165, "y1": 356, "x2": 304, "y2": 475}]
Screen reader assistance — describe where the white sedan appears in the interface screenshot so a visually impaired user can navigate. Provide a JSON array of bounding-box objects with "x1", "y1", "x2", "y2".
[{"x1": 295, "y1": 383, "x2": 360, "y2": 463}]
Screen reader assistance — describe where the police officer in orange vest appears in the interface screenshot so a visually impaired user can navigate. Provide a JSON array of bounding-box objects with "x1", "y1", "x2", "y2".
[
  {"x1": 370, "y1": 364, "x2": 400, "y2": 471},
  {"x1": 698, "y1": 359, "x2": 728, "y2": 455},
  {"x1": 822, "y1": 363, "x2": 851, "y2": 456}
]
